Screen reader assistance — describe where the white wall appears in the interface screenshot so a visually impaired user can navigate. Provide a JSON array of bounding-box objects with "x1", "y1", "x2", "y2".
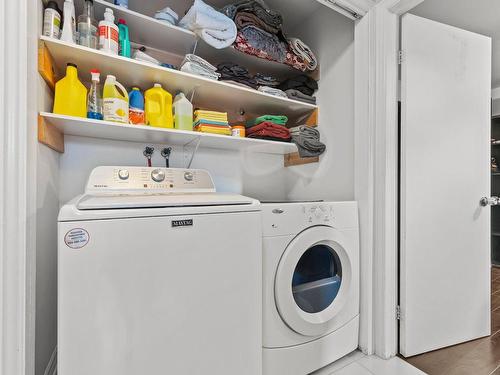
[{"x1": 33, "y1": 2, "x2": 355, "y2": 373}]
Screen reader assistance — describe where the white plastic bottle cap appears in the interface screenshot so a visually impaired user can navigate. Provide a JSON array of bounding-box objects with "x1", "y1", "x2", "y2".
[
  {"x1": 154, "y1": 83, "x2": 162, "y2": 88},
  {"x1": 104, "y1": 8, "x2": 115, "y2": 21}
]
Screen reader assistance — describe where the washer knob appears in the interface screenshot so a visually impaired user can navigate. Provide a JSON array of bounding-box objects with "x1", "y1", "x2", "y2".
[
  {"x1": 184, "y1": 171, "x2": 194, "y2": 181},
  {"x1": 151, "y1": 169, "x2": 165, "y2": 182},
  {"x1": 118, "y1": 169, "x2": 129, "y2": 180}
]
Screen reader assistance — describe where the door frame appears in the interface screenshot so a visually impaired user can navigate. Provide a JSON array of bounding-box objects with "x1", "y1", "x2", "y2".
[
  {"x1": 0, "y1": 0, "x2": 420, "y2": 371},
  {"x1": 0, "y1": 0, "x2": 37, "y2": 374},
  {"x1": 354, "y1": 0, "x2": 425, "y2": 359}
]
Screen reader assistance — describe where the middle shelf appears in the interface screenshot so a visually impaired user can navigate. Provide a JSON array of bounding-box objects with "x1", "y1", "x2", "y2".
[
  {"x1": 40, "y1": 36, "x2": 318, "y2": 123},
  {"x1": 39, "y1": 112, "x2": 299, "y2": 155}
]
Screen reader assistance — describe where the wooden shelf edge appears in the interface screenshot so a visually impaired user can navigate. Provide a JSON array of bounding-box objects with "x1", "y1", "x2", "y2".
[
  {"x1": 284, "y1": 152, "x2": 320, "y2": 167},
  {"x1": 38, "y1": 115, "x2": 64, "y2": 153}
]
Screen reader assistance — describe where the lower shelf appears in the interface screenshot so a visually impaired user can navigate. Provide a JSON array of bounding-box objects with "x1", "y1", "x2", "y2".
[{"x1": 39, "y1": 112, "x2": 298, "y2": 155}]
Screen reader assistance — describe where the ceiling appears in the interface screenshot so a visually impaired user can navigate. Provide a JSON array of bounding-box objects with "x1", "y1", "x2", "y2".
[{"x1": 411, "y1": 0, "x2": 500, "y2": 88}]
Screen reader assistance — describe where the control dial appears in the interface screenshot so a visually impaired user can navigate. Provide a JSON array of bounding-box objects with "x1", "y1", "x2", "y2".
[
  {"x1": 151, "y1": 169, "x2": 166, "y2": 182},
  {"x1": 184, "y1": 171, "x2": 194, "y2": 181},
  {"x1": 118, "y1": 169, "x2": 129, "y2": 180}
]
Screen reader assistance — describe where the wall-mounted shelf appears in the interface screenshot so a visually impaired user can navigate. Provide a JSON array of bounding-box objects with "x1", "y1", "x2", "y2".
[
  {"x1": 40, "y1": 36, "x2": 317, "y2": 123},
  {"x1": 38, "y1": 112, "x2": 298, "y2": 155}
]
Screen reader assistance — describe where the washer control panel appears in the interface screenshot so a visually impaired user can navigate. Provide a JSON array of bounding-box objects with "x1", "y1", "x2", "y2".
[
  {"x1": 304, "y1": 204, "x2": 334, "y2": 224},
  {"x1": 85, "y1": 166, "x2": 216, "y2": 194}
]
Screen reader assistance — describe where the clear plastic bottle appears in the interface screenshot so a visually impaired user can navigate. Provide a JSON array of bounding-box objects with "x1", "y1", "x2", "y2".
[
  {"x1": 77, "y1": 0, "x2": 98, "y2": 49},
  {"x1": 173, "y1": 92, "x2": 193, "y2": 131},
  {"x1": 87, "y1": 69, "x2": 103, "y2": 120}
]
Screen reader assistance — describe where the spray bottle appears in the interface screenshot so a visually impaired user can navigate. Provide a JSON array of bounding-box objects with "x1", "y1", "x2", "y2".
[{"x1": 87, "y1": 69, "x2": 103, "y2": 120}]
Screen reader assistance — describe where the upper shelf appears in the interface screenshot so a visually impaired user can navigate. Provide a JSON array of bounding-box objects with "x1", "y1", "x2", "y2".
[
  {"x1": 40, "y1": 112, "x2": 298, "y2": 155},
  {"x1": 74, "y1": 0, "x2": 197, "y2": 56},
  {"x1": 41, "y1": 36, "x2": 317, "y2": 123}
]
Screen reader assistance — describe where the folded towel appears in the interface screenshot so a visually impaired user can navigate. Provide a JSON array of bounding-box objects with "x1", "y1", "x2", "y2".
[
  {"x1": 246, "y1": 121, "x2": 291, "y2": 140},
  {"x1": 289, "y1": 125, "x2": 326, "y2": 157},
  {"x1": 217, "y1": 62, "x2": 258, "y2": 88},
  {"x1": 285, "y1": 89, "x2": 316, "y2": 104},
  {"x1": 234, "y1": 33, "x2": 309, "y2": 72},
  {"x1": 246, "y1": 115, "x2": 288, "y2": 128},
  {"x1": 255, "y1": 73, "x2": 280, "y2": 87},
  {"x1": 257, "y1": 86, "x2": 287, "y2": 98},
  {"x1": 194, "y1": 120, "x2": 229, "y2": 127},
  {"x1": 279, "y1": 75, "x2": 318, "y2": 96},
  {"x1": 240, "y1": 25, "x2": 287, "y2": 63},
  {"x1": 179, "y1": 0, "x2": 237, "y2": 49},
  {"x1": 155, "y1": 7, "x2": 179, "y2": 25},
  {"x1": 222, "y1": 0, "x2": 283, "y2": 31},
  {"x1": 288, "y1": 38, "x2": 318, "y2": 71},
  {"x1": 181, "y1": 54, "x2": 220, "y2": 80},
  {"x1": 234, "y1": 11, "x2": 279, "y2": 34}
]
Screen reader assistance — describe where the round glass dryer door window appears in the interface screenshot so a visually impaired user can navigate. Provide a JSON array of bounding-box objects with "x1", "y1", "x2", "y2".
[
  {"x1": 292, "y1": 245, "x2": 342, "y2": 314},
  {"x1": 274, "y1": 226, "x2": 352, "y2": 337}
]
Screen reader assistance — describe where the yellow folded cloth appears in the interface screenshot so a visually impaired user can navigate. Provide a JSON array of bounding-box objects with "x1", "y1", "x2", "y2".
[
  {"x1": 194, "y1": 110, "x2": 228, "y2": 123},
  {"x1": 195, "y1": 124, "x2": 232, "y2": 135}
]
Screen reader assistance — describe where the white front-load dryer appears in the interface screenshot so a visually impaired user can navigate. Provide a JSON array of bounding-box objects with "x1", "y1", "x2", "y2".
[{"x1": 262, "y1": 202, "x2": 359, "y2": 375}]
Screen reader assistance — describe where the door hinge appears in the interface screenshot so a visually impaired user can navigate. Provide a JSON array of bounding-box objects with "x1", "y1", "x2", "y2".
[
  {"x1": 398, "y1": 50, "x2": 403, "y2": 65},
  {"x1": 396, "y1": 305, "x2": 401, "y2": 320}
]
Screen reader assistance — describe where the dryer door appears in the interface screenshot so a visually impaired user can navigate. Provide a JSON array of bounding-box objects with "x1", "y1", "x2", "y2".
[{"x1": 275, "y1": 226, "x2": 352, "y2": 336}]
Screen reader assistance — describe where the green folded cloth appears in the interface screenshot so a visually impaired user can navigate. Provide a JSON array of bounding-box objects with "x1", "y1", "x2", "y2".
[{"x1": 246, "y1": 115, "x2": 288, "y2": 128}]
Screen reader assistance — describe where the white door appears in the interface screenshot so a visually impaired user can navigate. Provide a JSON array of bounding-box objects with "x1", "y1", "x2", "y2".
[{"x1": 400, "y1": 14, "x2": 492, "y2": 357}]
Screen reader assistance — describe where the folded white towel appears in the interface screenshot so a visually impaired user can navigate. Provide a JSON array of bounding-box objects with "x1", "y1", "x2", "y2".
[
  {"x1": 179, "y1": 0, "x2": 237, "y2": 49},
  {"x1": 181, "y1": 62, "x2": 220, "y2": 80}
]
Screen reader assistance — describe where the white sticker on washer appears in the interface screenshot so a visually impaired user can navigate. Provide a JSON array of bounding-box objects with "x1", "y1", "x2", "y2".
[{"x1": 64, "y1": 228, "x2": 90, "y2": 249}]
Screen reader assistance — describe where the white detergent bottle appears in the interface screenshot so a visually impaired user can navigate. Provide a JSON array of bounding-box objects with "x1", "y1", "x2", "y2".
[
  {"x1": 98, "y1": 8, "x2": 119, "y2": 55},
  {"x1": 60, "y1": 0, "x2": 76, "y2": 43},
  {"x1": 173, "y1": 92, "x2": 193, "y2": 131},
  {"x1": 103, "y1": 75, "x2": 129, "y2": 123}
]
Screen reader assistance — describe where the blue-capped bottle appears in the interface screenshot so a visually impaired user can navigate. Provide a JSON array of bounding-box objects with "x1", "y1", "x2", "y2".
[
  {"x1": 129, "y1": 87, "x2": 145, "y2": 125},
  {"x1": 87, "y1": 69, "x2": 103, "y2": 120}
]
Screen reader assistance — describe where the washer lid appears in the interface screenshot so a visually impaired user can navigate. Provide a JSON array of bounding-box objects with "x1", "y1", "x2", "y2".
[{"x1": 76, "y1": 192, "x2": 256, "y2": 210}]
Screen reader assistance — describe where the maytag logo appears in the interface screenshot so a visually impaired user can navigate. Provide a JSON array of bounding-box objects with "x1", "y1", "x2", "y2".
[{"x1": 172, "y1": 219, "x2": 193, "y2": 228}]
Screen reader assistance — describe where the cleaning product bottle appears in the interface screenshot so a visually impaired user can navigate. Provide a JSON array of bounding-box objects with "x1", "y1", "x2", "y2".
[
  {"x1": 87, "y1": 69, "x2": 103, "y2": 120},
  {"x1": 118, "y1": 19, "x2": 131, "y2": 58},
  {"x1": 60, "y1": 0, "x2": 76, "y2": 44},
  {"x1": 129, "y1": 88, "x2": 145, "y2": 125},
  {"x1": 173, "y1": 92, "x2": 193, "y2": 131},
  {"x1": 145, "y1": 83, "x2": 173, "y2": 128},
  {"x1": 103, "y1": 75, "x2": 129, "y2": 123},
  {"x1": 77, "y1": 0, "x2": 98, "y2": 49},
  {"x1": 53, "y1": 63, "x2": 87, "y2": 118},
  {"x1": 43, "y1": 1, "x2": 62, "y2": 39},
  {"x1": 98, "y1": 8, "x2": 119, "y2": 55}
]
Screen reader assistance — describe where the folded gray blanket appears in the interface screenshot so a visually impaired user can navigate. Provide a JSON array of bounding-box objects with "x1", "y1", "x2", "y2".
[
  {"x1": 290, "y1": 125, "x2": 326, "y2": 158},
  {"x1": 285, "y1": 89, "x2": 317, "y2": 104}
]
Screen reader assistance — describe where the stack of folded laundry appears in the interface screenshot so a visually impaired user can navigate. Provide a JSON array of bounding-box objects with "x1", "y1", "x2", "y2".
[
  {"x1": 279, "y1": 75, "x2": 318, "y2": 104},
  {"x1": 290, "y1": 125, "x2": 326, "y2": 157},
  {"x1": 179, "y1": 0, "x2": 237, "y2": 49},
  {"x1": 194, "y1": 110, "x2": 232, "y2": 135},
  {"x1": 257, "y1": 86, "x2": 287, "y2": 98},
  {"x1": 245, "y1": 114, "x2": 291, "y2": 142},
  {"x1": 181, "y1": 54, "x2": 220, "y2": 80},
  {"x1": 217, "y1": 63, "x2": 258, "y2": 88},
  {"x1": 222, "y1": 0, "x2": 318, "y2": 72},
  {"x1": 154, "y1": 7, "x2": 179, "y2": 26}
]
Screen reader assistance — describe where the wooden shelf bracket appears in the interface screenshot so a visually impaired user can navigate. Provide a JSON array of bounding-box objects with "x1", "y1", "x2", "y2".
[{"x1": 38, "y1": 115, "x2": 64, "y2": 153}]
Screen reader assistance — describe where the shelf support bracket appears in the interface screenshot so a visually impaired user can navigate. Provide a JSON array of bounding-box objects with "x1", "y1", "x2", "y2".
[
  {"x1": 183, "y1": 135, "x2": 202, "y2": 168},
  {"x1": 38, "y1": 115, "x2": 64, "y2": 153}
]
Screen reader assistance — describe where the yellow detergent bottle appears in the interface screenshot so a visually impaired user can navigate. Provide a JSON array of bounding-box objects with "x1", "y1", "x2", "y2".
[
  {"x1": 145, "y1": 83, "x2": 173, "y2": 128},
  {"x1": 53, "y1": 63, "x2": 87, "y2": 118},
  {"x1": 103, "y1": 75, "x2": 129, "y2": 123}
]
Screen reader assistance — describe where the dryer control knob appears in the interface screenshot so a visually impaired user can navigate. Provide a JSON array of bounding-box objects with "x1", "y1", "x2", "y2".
[
  {"x1": 118, "y1": 169, "x2": 129, "y2": 180},
  {"x1": 151, "y1": 169, "x2": 165, "y2": 182}
]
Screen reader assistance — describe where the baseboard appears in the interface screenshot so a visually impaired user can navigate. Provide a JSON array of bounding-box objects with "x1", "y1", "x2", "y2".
[{"x1": 44, "y1": 346, "x2": 57, "y2": 375}]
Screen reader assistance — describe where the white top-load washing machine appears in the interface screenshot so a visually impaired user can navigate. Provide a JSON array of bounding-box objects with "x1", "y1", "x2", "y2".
[
  {"x1": 58, "y1": 166, "x2": 262, "y2": 375},
  {"x1": 261, "y1": 202, "x2": 359, "y2": 375}
]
